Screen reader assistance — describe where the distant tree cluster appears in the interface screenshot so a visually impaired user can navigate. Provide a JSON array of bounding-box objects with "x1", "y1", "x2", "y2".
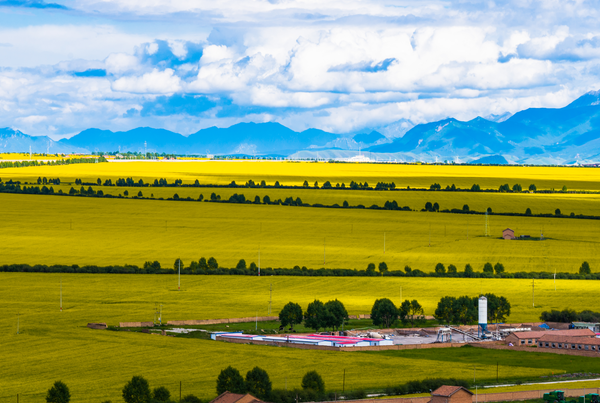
[
  {"x1": 434, "y1": 293, "x2": 511, "y2": 325},
  {"x1": 370, "y1": 298, "x2": 425, "y2": 328},
  {"x1": 279, "y1": 299, "x2": 349, "y2": 332}
]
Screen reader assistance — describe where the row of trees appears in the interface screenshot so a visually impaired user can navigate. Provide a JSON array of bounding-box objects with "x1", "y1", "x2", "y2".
[
  {"x1": 434, "y1": 293, "x2": 511, "y2": 325},
  {"x1": 44, "y1": 376, "x2": 202, "y2": 403},
  {"x1": 371, "y1": 298, "x2": 425, "y2": 328},
  {"x1": 540, "y1": 308, "x2": 600, "y2": 323},
  {"x1": 0, "y1": 156, "x2": 106, "y2": 170},
  {"x1": 1, "y1": 260, "x2": 594, "y2": 279},
  {"x1": 279, "y1": 299, "x2": 349, "y2": 331},
  {"x1": 433, "y1": 262, "x2": 505, "y2": 275}
]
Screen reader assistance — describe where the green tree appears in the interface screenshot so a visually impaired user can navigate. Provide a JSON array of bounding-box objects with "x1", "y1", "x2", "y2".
[
  {"x1": 366, "y1": 263, "x2": 376, "y2": 273},
  {"x1": 371, "y1": 298, "x2": 398, "y2": 328},
  {"x1": 484, "y1": 294, "x2": 511, "y2": 323},
  {"x1": 263, "y1": 195, "x2": 271, "y2": 204},
  {"x1": 323, "y1": 299, "x2": 349, "y2": 330},
  {"x1": 555, "y1": 208, "x2": 562, "y2": 216},
  {"x1": 447, "y1": 264, "x2": 457, "y2": 274},
  {"x1": 216, "y1": 366, "x2": 246, "y2": 395},
  {"x1": 483, "y1": 262, "x2": 494, "y2": 273},
  {"x1": 97, "y1": 178, "x2": 101, "y2": 186},
  {"x1": 433, "y1": 202, "x2": 440, "y2": 211},
  {"x1": 580, "y1": 261, "x2": 591, "y2": 275},
  {"x1": 198, "y1": 257, "x2": 207, "y2": 270},
  {"x1": 279, "y1": 302, "x2": 303, "y2": 330},
  {"x1": 404, "y1": 265, "x2": 412, "y2": 274},
  {"x1": 236, "y1": 259, "x2": 247, "y2": 270},
  {"x1": 122, "y1": 376, "x2": 151, "y2": 403},
  {"x1": 152, "y1": 386, "x2": 171, "y2": 402},
  {"x1": 304, "y1": 299, "x2": 326, "y2": 332},
  {"x1": 529, "y1": 184, "x2": 537, "y2": 191},
  {"x1": 303, "y1": 180, "x2": 309, "y2": 187},
  {"x1": 525, "y1": 207, "x2": 532, "y2": 215},
  {"x1": 464, "y1": 264, "x2": 474, "y2": 277},
  {"x1": 486, "y1": 207, "x2": 492, "y2": 214},
  {"x1": 174, "y1": 258, "x2": 183, "y2": 270},
  {"x1": 400, "y1": 299, "x2": 424, "y2": 326},
  {"x1": 425, "y1": 201, "x2": 433, "y2": 211},
  {"x1": 434, "y1": 296, "x2": 456, "y2": 325},
  {"x1": 494, "y1": 262, "x2": 505, "y2": 274},
  {"x1": 343, "y1": 200, "x2": 349, "y2": 208},
  {"x1": 245, "y1": 367, "x2": 272, "y2": 399},
  {"x1": 46, "y1": 381, "x2": 71, "y2": 403},
  {"x1": 208, "y1": 257, "x2": 218, "y2": 270},
  {"x1": 378, "y1": 262, "x2": 388, "y2": 273},
  {"x1": 301, "y1": 370, "x2": 325, "y2": 393},
  {"x1": 137, "y1": 191, "x2": 143, "y2": 197},
  {"x1": 512, "y1": 184, "x2": 522, "y2": 192},
  {"x1": 562, "y1": 185, "x2": 568, "y2": 192},
  {"x1": 435, "y1": 263, "x2": 446, "y2": 274},
  {"x1": 462, "y1": 204, "x2": 469, "y2": 212},
  {"x1": 314, "y1": 181, "x2": 319, "y2": 188},
  {"x1": 124, "y1": 190, "x2": 129, "y2": 196}
]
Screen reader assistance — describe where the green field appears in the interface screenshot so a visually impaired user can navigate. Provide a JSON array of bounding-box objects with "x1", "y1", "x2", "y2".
[
  {"x1": 1, "y1": 273, "x2": 599, "y2": 402},
  {"x1": 1, "y1": 193, "x2": 597, "y2": 273}
]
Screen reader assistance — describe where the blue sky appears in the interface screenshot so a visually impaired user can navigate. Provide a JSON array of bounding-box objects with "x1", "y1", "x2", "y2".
[{"x1": 1, "y1": 0, "x2": 600, "y2": 139}]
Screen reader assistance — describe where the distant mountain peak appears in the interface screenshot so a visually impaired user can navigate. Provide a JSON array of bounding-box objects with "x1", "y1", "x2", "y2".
[{"x1": 565, "y1": 89, "x2": 600, "y2": 109}]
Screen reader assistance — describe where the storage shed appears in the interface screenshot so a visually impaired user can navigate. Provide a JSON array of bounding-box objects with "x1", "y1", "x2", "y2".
[
  {"x1": 504, "y1": 329, "x2": 595, "y2": 346},
  {"x1": 429, "y1": 386, "x2": 473, "y2": 403},
  {"x1": 502, "y1": 228, "x2": 515, "y2": 240}
]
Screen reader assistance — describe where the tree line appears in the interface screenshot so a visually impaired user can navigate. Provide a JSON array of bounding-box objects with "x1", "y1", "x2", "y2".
[
  {"x1": 0, "y1": 260, "x2": 595, "y2": 280},
  {"x1": 279, "y1": 299, "x2": 349, "y2": 332},
  {"x1": 0, "y1": 156, "x2": 107, "y2": 170},
  {"x1": 540, "y1": 308, "x2": 600, "y2": 323}
]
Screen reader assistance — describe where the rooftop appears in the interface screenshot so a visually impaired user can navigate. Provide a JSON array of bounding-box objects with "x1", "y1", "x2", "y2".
[
  {"x1": 508, "y1": 329, "x2": 595, "y2": 339},
  {"x1": 431, "y1": 386, "x2": 473, "y2": 397}
]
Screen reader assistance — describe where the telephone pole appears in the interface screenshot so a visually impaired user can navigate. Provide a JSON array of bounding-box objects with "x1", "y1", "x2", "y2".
[
  {"x1": 532, "y1": 279, "x2": 535, "y2": 307},
  {"x1": 178, "y1": 258, "x2": 181, "y2": 291}
]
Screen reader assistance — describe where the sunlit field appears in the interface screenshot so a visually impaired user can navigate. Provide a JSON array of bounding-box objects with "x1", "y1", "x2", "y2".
[
  {"x1": 1, "y1": 193, "x2": 598, "y2": 272},
  {"x1": 1, "y1": 273, "x2": 598, "y2": 403},
  {"x1": 1, "y1": 160, "x2": 600, "y2": 190}
]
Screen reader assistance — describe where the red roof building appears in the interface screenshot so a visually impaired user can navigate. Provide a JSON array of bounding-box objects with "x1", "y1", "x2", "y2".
[{"x1": 429, "y1": 386, "x2": 474, "y2": 403}]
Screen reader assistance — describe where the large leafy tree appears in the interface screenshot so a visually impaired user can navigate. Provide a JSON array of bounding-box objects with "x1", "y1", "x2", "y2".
[
  {"x1": 216, "y1": 366, "x2": 245, "y2": 395},
  {"x1": 434, "y1": 296, "x2": 457, "y2": 325},
  {"x1": 46, "y1": 381, "x2": 70, "y2": 403},
  {"x1": 371, "y1": 298, "x2": 398, "y2": 328},
  {"x1": 301, "y1": 370, "x2": 325, "y2": 393},
  {"x1": 279, "y1": 302, "x2": 303, "y2": 330},
  {"x1": 304, "y1": 299, "x2": 327, "y2": 332},
  {"x1": 245, "y1": 367, "x2": 272, "y2": 399},
  {"x1": 152, "y1": 386, "x2": 171, "y2": 402},
  {"x1": 399, "y1": 299, "x2": 425, "y2": 326},
  {"x1": 323, "y1": 299, "x2": 349, "y2": 331},
  {"x1": 122, "y1": 376, "x2": 151, "y2": 403},
  {"x1": 484, "y1": 293, "x2": 511, "y2": 323}
]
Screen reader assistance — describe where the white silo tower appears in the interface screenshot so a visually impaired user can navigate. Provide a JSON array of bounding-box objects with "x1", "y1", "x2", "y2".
[{"x1": 478, "y1": 296, "x2": 488, "y2": 338}]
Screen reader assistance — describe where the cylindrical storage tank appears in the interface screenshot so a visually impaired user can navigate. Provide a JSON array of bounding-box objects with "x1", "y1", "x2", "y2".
[{"x1": 478, "y1": 296, "x2": 487, "y2": 325}]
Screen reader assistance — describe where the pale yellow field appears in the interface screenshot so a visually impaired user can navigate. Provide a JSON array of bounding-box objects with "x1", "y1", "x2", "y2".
[
  {"x1": 1, "y1": 161, "x2": 600, "y2": 190},
  {"x1": 1, "y1": 193, "x2": 599, "y2": 272}
]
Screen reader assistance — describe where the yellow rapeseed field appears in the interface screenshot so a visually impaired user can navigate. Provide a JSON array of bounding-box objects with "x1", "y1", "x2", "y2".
[
  {"x1": 1, "y1": 160, "x2": 600, "y2": 190},
  {"x1": 1, "y1": 193, "x2": 597, "y2": 272}
]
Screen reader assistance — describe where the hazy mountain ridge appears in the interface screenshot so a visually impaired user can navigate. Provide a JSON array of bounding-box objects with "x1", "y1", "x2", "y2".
[{"x1": 2, "y1": 90, "x2": 600, "y2": 164}]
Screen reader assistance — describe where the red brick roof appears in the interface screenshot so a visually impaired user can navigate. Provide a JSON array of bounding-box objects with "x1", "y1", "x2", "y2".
[
  {"x1": 538, "y1": 334, "x2": 600, "y2": 345},
  {"x1": 431, "y1": 386, "x2": 473, "y2": 397},
  {"x1": 508, "y1": 329, "x2": 595, "y2": 339},
  {"x1": 210, "y1": 392, "x2": 265, "y2": 403}
]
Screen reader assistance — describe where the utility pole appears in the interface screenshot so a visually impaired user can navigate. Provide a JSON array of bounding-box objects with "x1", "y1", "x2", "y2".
[{"x1": 178, "y1": 258, "x2": 181, "y2": 291}]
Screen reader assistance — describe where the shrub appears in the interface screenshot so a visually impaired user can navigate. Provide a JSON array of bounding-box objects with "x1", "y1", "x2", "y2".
[
  {"x1": 122, "y1": 376, "x2": 151, "y2": 403},
  {"x1": 435, "y1": 263, "x2": 446, "y2": 274},
  {"x1": 580, "y1": 261, "x2": 591, "y2": 275},
  {"x1": 301, "y1": 370, "x2": 325, "y2": 393},
  {"x1": 46, "y1": 381, "x2": 70, "y2": 403},
  {"x1": 245, "y1": 367, "x2": 272, "y2": 399},
  {"x1": 216, "y1": 366, "x2": 245, "y2": 395},
  {"x1": 483, "y1": 262, "x2": 494, "y2": 273},
  {"x1": 152, "y1": 386, "x2": 171, "y2": 402}
]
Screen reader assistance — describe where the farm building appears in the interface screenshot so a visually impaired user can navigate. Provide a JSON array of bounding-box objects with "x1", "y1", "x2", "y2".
[
  {"x1": 210, "y1": 392, "x2": 265, "y2": 403},
  {"x1": 537, "y1": 334, "x2": 600, "y2": 352},
  {"x1": 213, "y1": 333, "x2": 394, "y2": 347},
  {"x1": 502, "y1": 228, "x2": 515, "y2": 240},
  {"x1": 571, "y1": 322, "x2": 600, "y2": 332},
  {"x1": 505, "y1": 329, "x2": 595, "y2": 346},
  {"x1": 429, "y1": 386, "x2": 473, "y2": 403}
]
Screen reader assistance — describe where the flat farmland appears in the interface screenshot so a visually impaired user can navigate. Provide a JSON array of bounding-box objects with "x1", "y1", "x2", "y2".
[
  {"x1": 1, "y1": 160, "x2": 600, "y2": 190},
  {"x1": 30, "y1": 184, "x2": 600, "y2": 216},
  {"x1": 1, "y1": 193, "x2": 598, "y2": 272},
  {"x1": 1, "y1": 273, "x2": 599, "y2": 402}
]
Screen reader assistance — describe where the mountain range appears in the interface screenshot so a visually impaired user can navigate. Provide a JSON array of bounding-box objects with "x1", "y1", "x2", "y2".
[{"x1": 2, "y1": 90, "x2": 600, "y2": 164}]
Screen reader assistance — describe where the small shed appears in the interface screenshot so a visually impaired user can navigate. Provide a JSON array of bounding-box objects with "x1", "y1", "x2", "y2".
[
  {"x1": 502, "y1": 228, "x2": 515, "y2": 240},
  {"x1": 429, "y1": 386, "x2": 473, "y2": 403}
]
